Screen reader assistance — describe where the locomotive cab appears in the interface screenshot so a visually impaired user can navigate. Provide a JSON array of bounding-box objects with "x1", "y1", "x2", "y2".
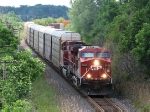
[
  {"x1": 61, "y1": 43, "x2": 113, "y2": 95},
  {"x1": 77, "y1": 46, "x2": 113, "y2": 95}
]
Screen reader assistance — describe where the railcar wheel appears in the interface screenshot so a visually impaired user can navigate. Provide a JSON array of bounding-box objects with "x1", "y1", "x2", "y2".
[
  {"x1": 59, "y1": 66, "x2": 63, "y2": 73},
  {"x1": 77, "y1": 78, "x2": 80, "y2": 87},
  {"x1": 66, "y1": 73, "x2": 72, "y2": 82},
  {"x1": 66, "y1": 73, "x2": 69, "y2": 79}
]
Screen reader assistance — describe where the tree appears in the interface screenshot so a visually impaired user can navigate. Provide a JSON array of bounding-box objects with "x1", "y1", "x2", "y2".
[
  {"x1": 90, "y1": 0, "x2": 120, "y2": 46},
  {"x1": 0, "y1": 21, "x2": 19, "y2": 55},
  {"x1": 0, "y1": 50, "x2": 45, "y2": 109},
  {"x1": 0, "y1": 20, "x2": 45, "y2": 110},
  {"x1": 132, "y1": 23, "x2": 150, "y2": 73},
  {"x1": 69, "y1": 0, "x2": 98, "y2": 44},
  {"x1": 32, "y1": 17, "x2": 65, "y2": 26},
  {"x1": 0, "y1": 5, "x2": 69, "y2": 21}
]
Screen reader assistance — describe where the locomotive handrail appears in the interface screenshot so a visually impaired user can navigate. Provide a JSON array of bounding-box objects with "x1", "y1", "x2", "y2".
[
  {"x1": 81, "y1": 68, "x2": 90, "y2": 79},
  {"x1": 79, "y1": 68, "x2": 91, "y2": 86},
  {"x1": 63, "y1": 57, "x2": 76, "y2": 66}
]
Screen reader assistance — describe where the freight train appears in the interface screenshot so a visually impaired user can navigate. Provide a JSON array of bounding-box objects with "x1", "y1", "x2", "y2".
[{"x1": 24, "y1": 22, "x2": 113, "y2": 95}]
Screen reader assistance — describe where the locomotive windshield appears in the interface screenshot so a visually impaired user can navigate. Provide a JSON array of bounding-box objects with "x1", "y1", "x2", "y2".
[
  {"x1": 81, "y1": 52, "x2": 94, "y2": 58},
  {"x1": 96, "y1": 52, "x2": 109, "y2": 58}
]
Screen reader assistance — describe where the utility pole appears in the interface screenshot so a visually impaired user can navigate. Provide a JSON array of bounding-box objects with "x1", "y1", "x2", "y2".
[
  {"x1": 0, "y1": 46, "x2": 15, "y2": 80},
  {"x1": 0, "y1": 60, "x2": 21, "y2": 80},
  {"x1": 18, "y1": 25, "x2": 22, "y2": 52},
  {"x1": 3, "y1": 60, "x2": 6, "y2": 80}
]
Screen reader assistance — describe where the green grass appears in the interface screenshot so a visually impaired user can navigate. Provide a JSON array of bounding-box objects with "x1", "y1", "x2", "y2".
[{"x1": 27, "y1": 75, "x2": 60, "y2": 112}]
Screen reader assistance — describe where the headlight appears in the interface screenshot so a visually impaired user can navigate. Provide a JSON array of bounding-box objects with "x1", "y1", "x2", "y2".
[
  {"x1": 107, "y1": 69, "x2": 110, "y2": 72},
  {"x1": 94, "y1": 60, "x2": 99, "y2": 66},
  {"x1": 101, "y1": 73, "x2": 107, "y2": 79},
  {"x1": 86, "y1": 74, "x2": 91, "y2": 79}
]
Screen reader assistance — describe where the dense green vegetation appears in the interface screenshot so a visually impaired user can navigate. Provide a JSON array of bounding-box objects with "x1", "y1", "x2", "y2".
[
  {"x1": 32, "y1": 17, "x2": 65, "y2": 26},
  {"x1": 0, "y1": 20, "x2": 45, "y2": 111},
  {"x1": 1, "y1": 0, "x2": 150, "y2": 110},
  {"x1": 0, "y1": 4, "x2": 69, "y2": 21},
  {"x1": 69, "y1": 0, "x2": 150, "y2": 110},
  {"x1": 69, "y1": 0, "x2": 150, "y2": 76}
]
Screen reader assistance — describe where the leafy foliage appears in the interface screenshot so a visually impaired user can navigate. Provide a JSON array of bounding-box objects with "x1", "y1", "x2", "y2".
[
  {"x1": 32, "y1": 17, "x2": 65, "y2": 26},
  {"x1": 1, "y1": 100, "x2": 32, "y2": 112},
  {"x1": 0, "y1": 20, "x2": 45, "y2": 110},
  {"x1": 0, "y1": 22, "x2": 19, "y2": 56},
  {"x1": 0, "y1": 50, "x2": 45, "y2": 108},
  {"x1": 132, "y1": 23, "x2": 150, "y2": 73},
  {"x1": 69, "y1": 0, "x2": 150, "y2": 74},
  {"x1": 69, "y1": 3, "x2": 150, "y2": 109},
  {"x1": 15, "y1": 50, "x2": 45, "y2": 82},
  {"x1": 91, "y1": 0, "x2": 120, "y2": 45},
  {"x1": 69, "y1": 0, "x2": 98, "y2": 44},
  {"x1": 1, "y1": 11, "x2": 23, "y2": 29}
]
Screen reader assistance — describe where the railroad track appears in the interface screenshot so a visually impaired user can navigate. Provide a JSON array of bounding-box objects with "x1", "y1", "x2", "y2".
[
  {"x1": 23, "y1": 41, "x2": 128, "y2": 112},
  {"x1": 42, "y1": 57, "x2": 128, "y2": 112},
  {"x1": 86, "y1": 96, "x2": 128, "y2": 112}
]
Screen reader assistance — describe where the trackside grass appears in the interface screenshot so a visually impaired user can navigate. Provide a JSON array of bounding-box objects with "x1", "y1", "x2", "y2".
[{"x1": 27, "y1": 75, "x2": 60, "y2": 112}]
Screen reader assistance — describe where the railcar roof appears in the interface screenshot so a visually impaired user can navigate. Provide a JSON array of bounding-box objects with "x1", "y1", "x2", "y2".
[
  {"x1": 52, "y1": 30, "x2": 69, "y2": 37},
  {"x1": 44, "y1": 28, "x2": 62, "y2": 35},
  {"x1": 52, "y1": 30, "x2": 81, "y2": 40},
  {"x1": 30, "y1": 24, "x2": 44, "y2": 30},
  {"x1": 39, "y1": 27, "x2": 50, "y2": 33},
  {"x1": 27, "y1": 23, "x2": 35, "y2": 28},
  {"x1": 24, "y1": 22, "x2": 34, "y2": 27},
  {"x1": 79, "y1": 46, "x2": 110, "y2": 52}
]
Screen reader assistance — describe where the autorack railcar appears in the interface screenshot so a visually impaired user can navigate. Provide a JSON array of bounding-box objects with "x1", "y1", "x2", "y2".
[{"x1": 24, "y1": 22, "x2": 113, "y2": 95}]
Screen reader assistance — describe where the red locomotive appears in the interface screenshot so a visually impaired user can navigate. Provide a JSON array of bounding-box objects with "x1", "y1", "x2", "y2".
[
  {"x1": 24, "y1": 22, "x2": 113, "y2": 95},
  {"x1": 60, "y1": 41, "x2": 113, "y2": 95}
]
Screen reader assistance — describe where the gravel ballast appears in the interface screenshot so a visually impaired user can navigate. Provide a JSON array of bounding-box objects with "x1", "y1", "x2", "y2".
[{"x1": 20, "y1": 38, "x2": 139, "y2": 112}]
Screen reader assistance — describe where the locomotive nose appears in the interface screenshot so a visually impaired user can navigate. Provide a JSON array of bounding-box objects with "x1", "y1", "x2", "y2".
[
  {"x1": 94, "y1": 60, "x2": 99, "y2": 66},
  {"x1": 86, "y1": 74, "x2": 91, "y2": 79},
  {"x1": 101, "y1": 73, "x2": 107, "y2": 79}
]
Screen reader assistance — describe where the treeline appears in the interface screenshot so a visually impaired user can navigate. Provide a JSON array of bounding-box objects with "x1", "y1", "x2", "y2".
[
  {"x1": 0, "y1": 4, "x2": 69, "y2": 21},
  {"x1": 69, "y1": 0, "x2": 150, "y2": 75},
  {"x1": 69, "y1": 0, "x2": 150, "y2": 110}
]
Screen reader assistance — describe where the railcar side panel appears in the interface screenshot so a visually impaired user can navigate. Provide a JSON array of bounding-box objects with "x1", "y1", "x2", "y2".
[
  {"x1": 30, "y1": 25, "x2": 38, "y2": 48},
  {"x1": 39, "y1": 27, "x2": 48, "y2": 57},
  {"x1": 45, "y1": 33, "x2": 51, "y2": 61},
  {"x1": 51, "y1": 31, "x2": 81, "y2": 68},
  {"x1": 27, "y1": 26, "x2": 31, "y2": 45},
  {"x1": 24, "y1": 22, "x2": 34, "y2": 44},
  {"x1": 33, "y1": 26, "x2": 43, "y2": 52},
  {"x1": 27, "y1": 24, "x2": 34, "y2": 45},
  {"x1": 26, "y1": 27, "x2": 30, "y2": 44},
  {"x1": 52, "y1": 36, "x2": 61, "y2": 68},
  {"x1": 30, "y1": 27, "x2": 34, "y2": 48},
  {"x1": 45, "y1": 28, "x2": 62, "y2": 62},
  {"x1": 30, "y1": 24, "x2": 38, "y2": 50}
]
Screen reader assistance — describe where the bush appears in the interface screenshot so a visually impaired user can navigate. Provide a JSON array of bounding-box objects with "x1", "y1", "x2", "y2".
[{"x1": 1, "y1": 100, "x2": 32, "y2": 112}]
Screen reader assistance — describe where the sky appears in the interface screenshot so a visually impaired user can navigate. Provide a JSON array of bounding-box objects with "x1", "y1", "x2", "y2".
[{"x1": 0, "y1": 0, "x2": 71, "y2": 7}]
